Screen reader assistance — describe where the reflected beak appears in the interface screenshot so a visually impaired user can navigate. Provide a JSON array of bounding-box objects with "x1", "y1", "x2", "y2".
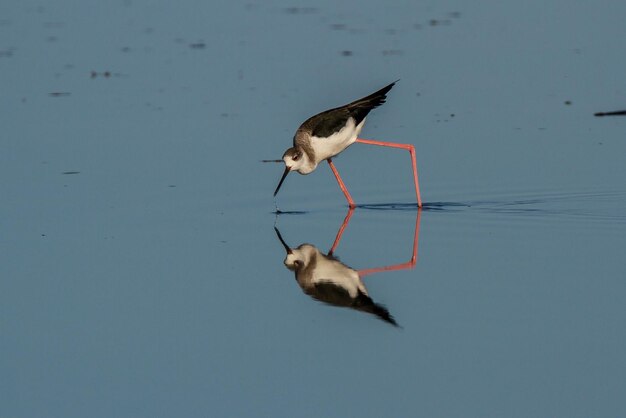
[
  {"x1": 274, "y1": 227, "x2": 292, "y2": 254},
  {"x1": 273, "y1": 166, "x2": 290, "y2": 196}
]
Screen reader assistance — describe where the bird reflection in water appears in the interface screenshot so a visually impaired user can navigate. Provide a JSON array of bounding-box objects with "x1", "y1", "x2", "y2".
[{"x1": 274, "y1": 208, "x2": 421, "y2": 327}]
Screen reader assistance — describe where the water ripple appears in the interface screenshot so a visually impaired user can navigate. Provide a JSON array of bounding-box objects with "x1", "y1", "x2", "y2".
[{"x1": 352, "y1": 190, "x2": 626, "y2": 224}]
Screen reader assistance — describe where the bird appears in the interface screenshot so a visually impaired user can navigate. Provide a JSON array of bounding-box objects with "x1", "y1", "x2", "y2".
[
  {"x1": 273, "y1": 81, "x2": 422, "y2": 207},
  {"x1": 274, "y1": 226, "x2": 398, "y2": 326}
]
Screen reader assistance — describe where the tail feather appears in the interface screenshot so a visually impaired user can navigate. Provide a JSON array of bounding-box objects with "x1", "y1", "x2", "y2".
[
  {"x1": 348, "y1": 80, "x2": 398, "y2": 108},
  {"x1": 354, "y1": 291, "x2": 399, "y2": 327},
  {"x1": 347, "y1": 80, "x2": 398, "y2": 125}
]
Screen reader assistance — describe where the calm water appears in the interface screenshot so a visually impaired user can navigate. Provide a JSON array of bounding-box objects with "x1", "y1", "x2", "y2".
[{"x1": 2, "y1": 1, "x2": 626, "y2": 417}]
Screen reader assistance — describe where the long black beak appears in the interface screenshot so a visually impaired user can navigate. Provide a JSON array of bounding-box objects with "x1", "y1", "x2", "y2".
[{"x1": 273, "y1": 166, "x2": 290, "y2": 196}]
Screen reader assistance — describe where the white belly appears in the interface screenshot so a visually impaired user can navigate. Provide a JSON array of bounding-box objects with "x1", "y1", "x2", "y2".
[{"x1": 310, "y1": 117, "x2": 365, "y2": 161}]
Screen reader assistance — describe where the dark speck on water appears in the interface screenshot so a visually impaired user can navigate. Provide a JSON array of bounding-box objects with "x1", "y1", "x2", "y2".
[
  {"x1": 330, "y1": 23, "x2": 346, "y2": 30},
  {"x1": 90, "y1": 71, "x2": 114, "y2": 78},
  {"x1": 0, "y1": 48, "x2": 15, "y2": 58},
  {"x1": 189, "y1": 42, "x2": 206, "y2": 49},
  {"x1": 49, "y1": 92, "x2": 71, "y2": 97},
  {"x1": 564, "y1": 100, "x2": 572, "y2": 105},
  {"x1": 284, "y1": 7, "x2": 317, "y2": 14},
  {"x1": 62, "y1": 171, "x2": 80, "y2": 175},
  {"x1": 340, "y1": 50, "x2": 353, "y2": 56},
  {"x1": 274, "y1": 210, "x2": 308, "y2": 215},
  {"x1": 595, "y1": 110, "x2": 626, "y2": 117}
]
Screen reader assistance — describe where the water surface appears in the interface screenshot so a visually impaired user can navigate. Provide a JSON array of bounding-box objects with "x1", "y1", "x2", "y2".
[{"x1": 2, "y1": 1, "x2": 626, "y2": 417}]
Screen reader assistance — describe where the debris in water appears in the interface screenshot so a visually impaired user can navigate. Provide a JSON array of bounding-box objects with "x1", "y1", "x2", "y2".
[{"x1": 594, "y1": 110, "x2": 626, "y2": 117}]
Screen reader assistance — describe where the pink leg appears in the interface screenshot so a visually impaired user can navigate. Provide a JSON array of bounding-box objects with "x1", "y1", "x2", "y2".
[
  {"x1": 358, "y1": 207, "x2": 422, "y2": 277},
  {"x1": 328, "y1": 207, "x2": 355, "y2": 255},
  {"x1": 355, "y1": 138, "x2": 422, "y2": 207},
  {"x1": 327, "y1": 158, "x2": 356, "y2": 208}
]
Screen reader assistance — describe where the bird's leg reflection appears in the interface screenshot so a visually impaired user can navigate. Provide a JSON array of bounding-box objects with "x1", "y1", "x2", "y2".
[
  {"x1": 328, "y1": 206, "x2": 355, "y2": 256},
  {"x1": 358, "y1": 208, "x2": 421, "y2": 277},
  {"x1": 328, "y1": 207, "x2": 421, "y2": 276},
  {"x1": 274, "y1": 208, "x2": 422, "y2": 327}
]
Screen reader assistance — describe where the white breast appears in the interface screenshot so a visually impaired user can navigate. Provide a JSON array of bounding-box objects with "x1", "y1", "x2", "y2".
[{"x1": 310, "y1": 117, "x2": 366, "y2": 161}]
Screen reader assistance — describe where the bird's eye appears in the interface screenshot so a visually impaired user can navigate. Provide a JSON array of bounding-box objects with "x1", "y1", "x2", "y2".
[{"x1": 293, "y1": 153, "x2": 300, "y2": 161}]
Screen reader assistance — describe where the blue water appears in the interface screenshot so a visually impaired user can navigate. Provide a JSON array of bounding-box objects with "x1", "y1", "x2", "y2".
[{"x1": 2, "y1": 1, "x2": 626, "y2": 417}]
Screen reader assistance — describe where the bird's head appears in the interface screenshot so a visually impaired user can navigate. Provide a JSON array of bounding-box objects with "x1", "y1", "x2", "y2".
[
  {"x1": 274, "y1": 146, "x2": 307, "y2": 196},
  {"x1": 282, "y1": 146, "x2": 305, "y2": 170}
]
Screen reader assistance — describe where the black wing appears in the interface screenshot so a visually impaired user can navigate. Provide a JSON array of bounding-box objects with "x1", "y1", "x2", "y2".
[
  {"x1": 308, "y1": 283, "x2": 399, "y2": 327},
  {"x1": 302, "y1": 81, "x2": 398, "y2": 138}
]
